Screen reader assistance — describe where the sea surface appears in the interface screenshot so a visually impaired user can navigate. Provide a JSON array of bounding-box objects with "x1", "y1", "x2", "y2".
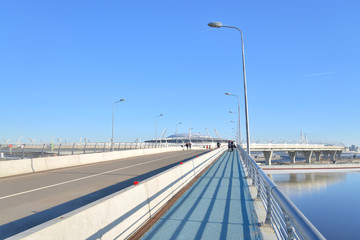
[{"x1": 271, "y1": 171, "x2": 360, "y2": 240}]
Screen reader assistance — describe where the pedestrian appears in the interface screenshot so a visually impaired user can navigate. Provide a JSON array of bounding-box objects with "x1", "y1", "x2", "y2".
[
  {"x1": 189, "y1": 142, "x2": 192, "y2": 150},
  {"x1": 228, "y1": 141, "x2": 231, "y2": 151},
  {"x1": 231, "y1": 141, "x2": 234, "y2": 152},
  {"x1": 217, "y1": 142, "x2": 221, "y2": 148},
  {"x1": 185, "y1": 143, "x2": 189, "y2": 150}
]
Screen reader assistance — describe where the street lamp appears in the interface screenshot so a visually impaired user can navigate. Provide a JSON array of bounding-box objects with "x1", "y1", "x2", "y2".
[
  {"x1": 208, "y1": 21, "x2": 251, "y2": 155},
  {"x1": 112, "y1": 99, "x2": 125, "y2": 149},
  {"x1": 175, "y1": 122, "x2": 182, "y2": 144},
  {"x1": 225, "y1": 92, "x2": 241, "y2": 145},
  {"x1": 155, "y1": 114, "x2": 164, "y2": 147}
]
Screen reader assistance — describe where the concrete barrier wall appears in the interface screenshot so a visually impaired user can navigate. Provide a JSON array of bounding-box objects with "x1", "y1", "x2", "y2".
[
  {"x1": 10, "y1": 147, "x2": 226, "y2": 240},
  {"x1": 0, "y1": 147, "x2": 183, "y2": 178}
]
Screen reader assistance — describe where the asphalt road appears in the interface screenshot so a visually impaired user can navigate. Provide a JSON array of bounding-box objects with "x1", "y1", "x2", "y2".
[{"x1": 0, "y1": 149, "x2": 209, "y2": 238}]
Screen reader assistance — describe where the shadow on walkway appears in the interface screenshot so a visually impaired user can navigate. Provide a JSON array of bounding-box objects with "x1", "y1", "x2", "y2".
[{"x1": 142, "y1": 150, "x2": 262, "y2": 240}]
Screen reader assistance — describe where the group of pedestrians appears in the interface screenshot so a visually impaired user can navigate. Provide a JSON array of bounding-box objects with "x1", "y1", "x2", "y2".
[
  {"x1": 228, "y1": 141, "x2": 236, "y2": 152},
  {"x1": 185, "y1": 142, "x2": 192, "y2": 150}
]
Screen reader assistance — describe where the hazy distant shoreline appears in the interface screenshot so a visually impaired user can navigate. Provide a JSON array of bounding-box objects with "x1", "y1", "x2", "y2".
[{"x1": 262, "y1": 163, "x2": 360, "y2": 174}]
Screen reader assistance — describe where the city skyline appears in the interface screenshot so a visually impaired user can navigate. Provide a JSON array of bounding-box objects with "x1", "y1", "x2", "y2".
[{"x1": 1, "y1": 0, "x2": 359, "y2": 146}]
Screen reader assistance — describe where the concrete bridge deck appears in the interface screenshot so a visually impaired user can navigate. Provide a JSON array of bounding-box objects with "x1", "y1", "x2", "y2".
[
  {"x1": 140, "y1": 150, "x2": 263, "y2": 240},
  {"x1": 0, "y1": 150, "x2": 209, "y2": 239}
]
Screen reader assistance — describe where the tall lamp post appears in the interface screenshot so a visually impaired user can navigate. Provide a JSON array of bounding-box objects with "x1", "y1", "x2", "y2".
[
  {"x1": 112, "y1": 99, "x2": 125, "y2": 150},
  {"x1": 229, "y1": 111, "x2": 239, "y2": 144},
  {"x1": 208, "y1": 21, "x2": 251, "y2": 155},
  {"x1": 155, "y1": 114, "x2": 164, "y2": 147},
  {"x1": 175, "y1": 122, "x2": 182, "y2": 144},
  {"x1": 226, "y1": 92, "x2": 241, "y2": 145}
]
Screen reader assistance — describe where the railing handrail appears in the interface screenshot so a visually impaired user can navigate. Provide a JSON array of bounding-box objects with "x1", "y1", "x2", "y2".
[
  {"x1": 238, "y1": 146, "x2": 325, "y2": 240},
  {"x1": 0, "y1": 142, "x2": 219, "y2": 160}
]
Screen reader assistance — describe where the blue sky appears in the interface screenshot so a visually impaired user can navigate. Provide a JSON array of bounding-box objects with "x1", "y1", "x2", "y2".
[{"x1": 0, "y1": 0, "x2": 359, "y2": 146}]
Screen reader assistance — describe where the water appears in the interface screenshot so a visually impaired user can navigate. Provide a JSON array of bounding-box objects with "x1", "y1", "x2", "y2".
[{"x1": 270, "y1": 171, "x2": 360, "y2": 240}]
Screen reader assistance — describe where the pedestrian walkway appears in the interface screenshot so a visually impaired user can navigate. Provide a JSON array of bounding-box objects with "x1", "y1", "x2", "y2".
[{"x1": 141, "y1": 150, "x2": 263, "y2": 240}]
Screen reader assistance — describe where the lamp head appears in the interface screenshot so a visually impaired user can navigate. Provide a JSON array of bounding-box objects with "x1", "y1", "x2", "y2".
[
  {"x1": 208, "y1": 22, "x2": 223, "y2": 28},
  {"x1": 120, "y1": 99, "x2": 125, "y2": 102},
  {"x1": 225, "y1": 93, "x2": 231, "y2": 96}
]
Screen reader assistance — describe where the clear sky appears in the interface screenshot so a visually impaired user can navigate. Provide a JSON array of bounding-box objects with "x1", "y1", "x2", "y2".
[{"x1": 1, "y1": 0, "x2": 359, "y2": 146}]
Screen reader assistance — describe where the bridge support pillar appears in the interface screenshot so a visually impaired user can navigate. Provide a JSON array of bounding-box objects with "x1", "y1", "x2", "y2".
[
  {"x1": 288, "y1": 151, "x2": 296, "y2": 164},
  {"x1": 303, "y1": 151, "x2": 313, "y2": 164},
  {"x1": 314, "y1": 151, "x2": 321, "y2": 162},
  {"x1": 263, "y1": 151, "x2": 273, "y2": 165},
  {"x1": 329, "y1": 151, "x2": 336, "y2": 163},
  {"x1": 337, "y1": 151, "x2": 342, "y2": 160}
]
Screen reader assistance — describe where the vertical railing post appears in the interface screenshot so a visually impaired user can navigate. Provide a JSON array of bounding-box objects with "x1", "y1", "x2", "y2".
[
  {"x1": 124, "y1": 142, "x2": 127, "y2": 150},
  {"x1": 118, "y1": 142, "x2": 121, "y2": 151},
  {"x1": 283, "y1": 211, "x2": 295, "y2": 240},
  {"x1": 84, "y1": 143, "x2": 87, "y2": 154},
  {"x1": 256, "y1": 170, "x2": 261, "y2": 199},
  {"x1": 41, "y1": 144, "x2": 45, "y2": 157},
  {"x1": 248, "y1": 160, "x2": 253, "y2": 179},
  {"x1": 103, "y1": 143, "x2": 106, "y2": 152},
  {"x1": 21, "y1": 144, "x2": 25, "y2": 159},
  {"x1": 248, "y1": 156, "x2": 252, "y2": 178},
  {"x1": 94, "y1": 143, "x2": 97, "y2": 153},
  {"x1": 58, "y1": 144, "x2": 62, "y2": 156},
  {"x1": 130, "y1": 142, "x2": 133, "y2": 150},
  {"x1": 246, "y1": 154, "x2": 250, "y2": 169},
  {"x1": 265, "y1": 186, "x2": 272, "y2": 225},
  {"x1": 252, "y1": 166, "x2": 256, "y2": 186},
  {"x1": 72, "y1": 143, "x2": 75, "y2": 155}
]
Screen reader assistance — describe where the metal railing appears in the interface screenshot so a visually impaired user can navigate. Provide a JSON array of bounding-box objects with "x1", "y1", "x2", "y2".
[
  {"x1": 0, "y1": 142, "x2": 179, "y2": 160},
  {"x1": 238, "y1": 146, "x2": 325, "y2": 240}
]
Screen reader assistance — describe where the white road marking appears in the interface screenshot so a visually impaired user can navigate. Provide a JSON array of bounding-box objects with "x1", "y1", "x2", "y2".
[
  {"x1": 0, "y1": 152, "x2": 194, "y2": 200},
  {"x1": 0, "y1": 151, "x2": 190, "y2": 183}
]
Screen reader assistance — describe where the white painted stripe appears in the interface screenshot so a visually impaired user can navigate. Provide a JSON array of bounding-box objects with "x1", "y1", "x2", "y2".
[{"x1": 0, "y1": 152, "x2": 193, "y2": 200}]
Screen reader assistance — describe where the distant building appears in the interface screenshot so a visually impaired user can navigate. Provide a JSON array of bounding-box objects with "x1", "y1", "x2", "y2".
[{"x1": 349, "y1": 145, "x2": 359, "y2": 152}]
